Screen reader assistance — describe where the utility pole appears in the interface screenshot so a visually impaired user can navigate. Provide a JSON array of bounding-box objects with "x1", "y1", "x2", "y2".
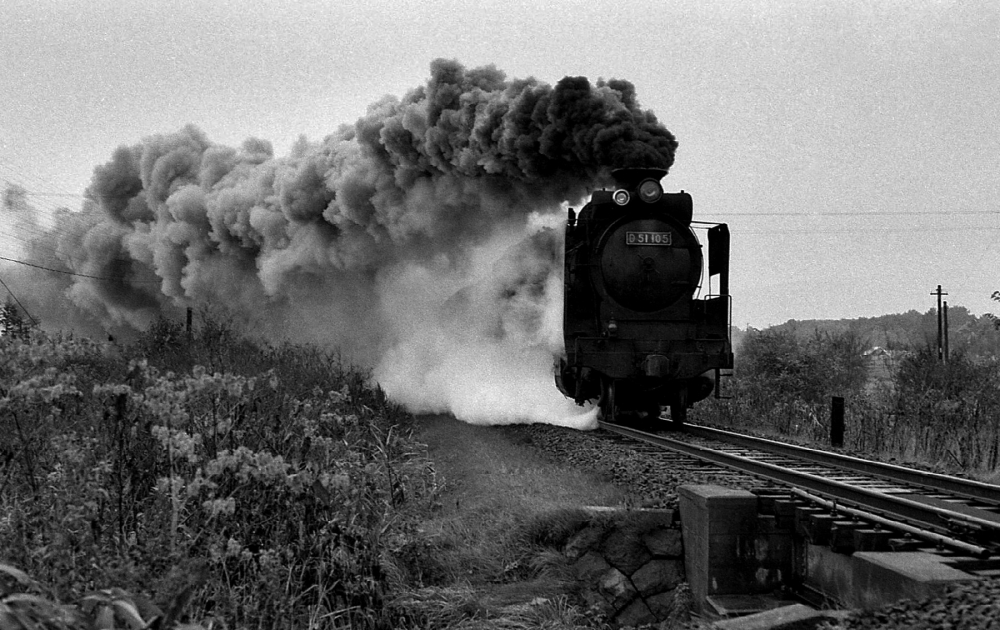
[
  {"x1": 931, "y1": 285, "x2": 948, "y2": 363},
  {"x1": 943, "y1": 301, "x2": 949, "y2": 363}
]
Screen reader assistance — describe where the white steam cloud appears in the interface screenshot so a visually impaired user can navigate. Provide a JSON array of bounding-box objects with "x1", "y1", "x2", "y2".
[{"x1": 375, "y1": 213, "x2": 598, "y2": 428}]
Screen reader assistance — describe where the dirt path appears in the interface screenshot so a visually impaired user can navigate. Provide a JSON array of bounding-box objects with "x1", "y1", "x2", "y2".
[
  {"x1": 415, "y1": 414, "x2": 624, "y2": 516},
  {"x1": 402, "y1": 414, "x2": 627, "y2": 616}
]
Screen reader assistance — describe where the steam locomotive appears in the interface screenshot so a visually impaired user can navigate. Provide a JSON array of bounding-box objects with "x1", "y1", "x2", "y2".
[{"x1": 555, "y1": 168, "x2": 733, "y2": 425}]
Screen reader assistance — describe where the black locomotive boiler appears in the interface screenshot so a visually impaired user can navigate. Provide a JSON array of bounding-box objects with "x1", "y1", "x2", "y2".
[{"x1": 555, "y1": 167, "x2": 733, "y2": 425}]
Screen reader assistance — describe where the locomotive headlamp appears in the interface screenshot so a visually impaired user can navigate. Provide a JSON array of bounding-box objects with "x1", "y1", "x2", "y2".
[
  {"x1": 638, "y1": 179, "x2": 663, "y2": 203},
  {"x1": 612, "y1": 189, "x2": 630, "y2": 206}
]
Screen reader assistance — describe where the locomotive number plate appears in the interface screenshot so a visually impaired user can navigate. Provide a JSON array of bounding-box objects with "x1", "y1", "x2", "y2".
[{"x1": 626, "y1": 231, "x2": 672, "y2": 246}]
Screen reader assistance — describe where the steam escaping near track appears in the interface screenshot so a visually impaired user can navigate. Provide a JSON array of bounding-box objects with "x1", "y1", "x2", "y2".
[
  {"x1": 374, "y1": 215, "x2": 601, "y2": 427},
  {"x1": 14, "y1": 59, "x2": 678, "y2": 428}
]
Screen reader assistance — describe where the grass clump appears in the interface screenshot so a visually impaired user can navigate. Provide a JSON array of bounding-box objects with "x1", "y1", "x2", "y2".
[{"x1": 0, "y1": 314, "x2": 438, "y2": 629}]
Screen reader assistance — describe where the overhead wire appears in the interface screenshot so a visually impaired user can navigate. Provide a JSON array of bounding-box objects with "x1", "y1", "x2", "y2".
[
  {"x1": 705, "y1": 203, "x2": 1000, "y2": 233},
  {"x1": 0, "y1": 168, "x2": 145, "y2": 273},
  {"x1": 0, "y1": 272, "x2": 38, "y2": 325},
  {"x1": 727, "y1": 226, "x2": 1000, "y2": 235},
  {"x1": 0, "y1": 169, "x2": 158, "y2": 285},
  {"x1": 2, "y1": 168, "x2": 997, "y2": 280},
  {"x1": 0, "y1": 255, "x2": 162, "y2": 284},
  {"x1": 711, "y1": 210, "x2": 999, "y2": 217}
]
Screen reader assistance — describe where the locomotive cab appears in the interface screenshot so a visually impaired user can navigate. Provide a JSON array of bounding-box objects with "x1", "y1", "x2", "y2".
[{"x1": 557, "y1": 167, "x2": 733, "y2": 426}]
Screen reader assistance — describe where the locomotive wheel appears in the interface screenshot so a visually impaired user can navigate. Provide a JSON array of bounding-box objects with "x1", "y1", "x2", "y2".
[
  {"x1": 669, "y1": 404, "x2": 687, "y2": 426},
  {"x1": 601, "y1": 379, "x2": 640, "y2": 425},
  {"x1": 599, "y1": 379, "x2": 617, "y2": 422},
  {"x1": 624, "y1": 401, "x2": 663, "y2": 431},
  {"x1": 645, "y1": 402, "x2": 663, "y2": 422}
]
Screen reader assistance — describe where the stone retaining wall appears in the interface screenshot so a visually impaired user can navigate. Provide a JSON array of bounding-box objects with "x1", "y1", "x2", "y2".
[{"x1": 563, "y1": 507, "x2": 690, "y2": 627}]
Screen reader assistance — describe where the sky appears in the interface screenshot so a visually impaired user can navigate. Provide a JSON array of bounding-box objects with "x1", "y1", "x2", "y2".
[{"x1": 2, "y1": 0, "x2": 999, "y2": 330}]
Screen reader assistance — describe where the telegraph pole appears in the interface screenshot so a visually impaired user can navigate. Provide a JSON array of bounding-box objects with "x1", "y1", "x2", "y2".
[
  {"x1": 943, "y1": 301, "x2": 949, "y2": 363},
  {"x1": 931, "y1": 285, "x2": 948, "y2": 363}
]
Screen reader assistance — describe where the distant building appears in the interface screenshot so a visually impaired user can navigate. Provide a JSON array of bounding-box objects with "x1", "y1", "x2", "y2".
[{"x1": 863, "y1": 346, "x2": 910, "y2": 390}]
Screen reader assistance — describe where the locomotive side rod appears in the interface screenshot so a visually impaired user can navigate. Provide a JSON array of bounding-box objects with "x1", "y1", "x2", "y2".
[{"x1": 598, "y1": 422, "x2": 1000, "y2": 544}]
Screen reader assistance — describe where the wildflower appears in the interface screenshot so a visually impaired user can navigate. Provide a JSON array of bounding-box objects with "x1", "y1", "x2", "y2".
[
  {"x1": 327, "y1": 472, "x2": 351, "y2": 492},
  {"x1": 203, "y1": 497, "x2": 236, "y2": 518},
  {"x1": 258, "y1": 549, "x2": 280, "y2": 571}
]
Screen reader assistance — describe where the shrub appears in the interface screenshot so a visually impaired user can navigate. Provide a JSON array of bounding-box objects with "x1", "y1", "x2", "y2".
[
  {"x1": 0, "y1": 318, "x2": 436, "y2": 629},
  {"x1": 885, "y1": 349, "x2": 1000, "y2": 470},
  {"x1": 698, "y1": 328, "x2": 868, "y2": 440},
  {"x1": 695, "y1": 323, "x2": 1000, "y2": 476}
]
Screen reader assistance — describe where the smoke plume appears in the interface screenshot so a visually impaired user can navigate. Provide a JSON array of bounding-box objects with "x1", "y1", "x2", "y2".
[{"x1": 12, "y1": 59, "x2": 678, "y2": 428}]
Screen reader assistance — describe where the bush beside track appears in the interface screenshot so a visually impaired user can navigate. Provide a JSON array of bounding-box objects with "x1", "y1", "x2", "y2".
[
  {"x1": 695, "y1": 327, "x2": 1000, "y2": 482},
  {"x1": 0, "y1": 317, "x2": 437, "y2": 629}
]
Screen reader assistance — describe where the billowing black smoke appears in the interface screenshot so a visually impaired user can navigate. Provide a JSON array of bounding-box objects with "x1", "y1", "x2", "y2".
[{"x1": 15, "y1": 60, "x2": 678, "y2": 427}]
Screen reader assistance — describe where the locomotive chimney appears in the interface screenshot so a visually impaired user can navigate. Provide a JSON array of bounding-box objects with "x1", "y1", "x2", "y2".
[{"x1": 610, "y1": 167, "x2": 668, "y2": 188}]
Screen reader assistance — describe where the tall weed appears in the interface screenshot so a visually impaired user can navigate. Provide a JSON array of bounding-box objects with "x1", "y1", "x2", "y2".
[{"x1": 0, "y1": 317, "x2": 435, "y2": 629}]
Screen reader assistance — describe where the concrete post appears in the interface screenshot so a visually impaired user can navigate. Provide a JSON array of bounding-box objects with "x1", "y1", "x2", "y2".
[{"x1": 831, "y1": 396, "x2": 845, "y2": 448}]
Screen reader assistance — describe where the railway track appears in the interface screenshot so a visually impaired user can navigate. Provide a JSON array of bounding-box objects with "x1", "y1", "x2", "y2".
[{"x1": 598, "y1": 420, "x2": 1000, "y2": 559}]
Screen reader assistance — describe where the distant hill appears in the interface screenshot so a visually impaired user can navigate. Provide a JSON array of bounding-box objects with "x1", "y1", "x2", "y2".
[{"x1": 735, "y1": 307, "x2": 1000, "y2": 360}]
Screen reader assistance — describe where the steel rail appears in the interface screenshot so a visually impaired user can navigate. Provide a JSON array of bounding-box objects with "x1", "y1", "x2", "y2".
[
  {"x1": 599, "y1": 422, "x2": 1000, "y2": 539},
  {"x1": 681, "y1": 423, "x2": 1000, "y2": 505},
  {"x1": 790, "y1": 489, "x2": 990, "y2": 559}
]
